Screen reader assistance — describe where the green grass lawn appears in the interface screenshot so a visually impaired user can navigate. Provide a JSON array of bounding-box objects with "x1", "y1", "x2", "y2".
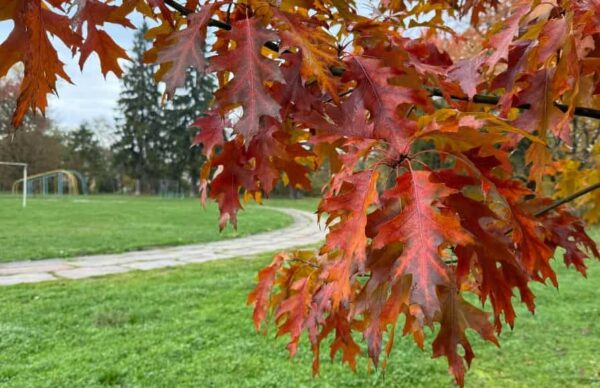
[
  {"x1": 0, "y1": 230, "x2": 597, "y2": 387},
  {"x1": 0, "y1": 195, "x2": 306, "y2": 263}
]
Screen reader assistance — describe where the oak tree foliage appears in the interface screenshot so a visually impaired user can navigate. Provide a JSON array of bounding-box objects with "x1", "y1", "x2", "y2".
[{"x1": 1, "y1": 0, "x2": 600, "y2": 384}]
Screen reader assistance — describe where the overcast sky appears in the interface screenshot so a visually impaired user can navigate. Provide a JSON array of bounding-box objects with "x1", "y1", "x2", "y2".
[{"x1": 0, "y1": 16, "x2": 145, "y2": 130}]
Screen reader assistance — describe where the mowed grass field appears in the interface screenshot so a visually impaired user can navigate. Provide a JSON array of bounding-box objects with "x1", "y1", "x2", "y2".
[
  {"x1": 0, "y1": 240, "x2": 598, "y2": 387},
  {"x1": 0, "y1": 195, "x2": 295, "y2": 262},
  {"x1": 0, "y1": 196, "x2": 597, "y2": 386}
]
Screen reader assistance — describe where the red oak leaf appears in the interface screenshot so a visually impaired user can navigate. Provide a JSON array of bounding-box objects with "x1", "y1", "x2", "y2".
[
  {"x1": 210, "y1": 17, "x2": 285, "y2": 141},
  {"x1": 71, "y1": 0, "x2": 133, "y2": 77},
  {"x1": 275, "y1": 277, "x2": 312, "y2": 356},
  {"x1": 449, "y1": 194, "x2": 535, "y2": 330},
  {"x1": 540, "y1": 207, "x2": 600, "y2": 276},
  {"x1": 483, "y1": 4, "x2": 530, "y2": 70},
  {"x1": 156, "y1": 3, "x2": 217, "y2": 97},
  {"x1": 274, "y1": 10, "x2": 341, "y2": 100},
  {"x1": 319, "y1": 170, "x2": 380, "y2": 269},
  {"x1": 248, "y1": 119, "x2": 313, "y2": 194},
  {"x1": 192, "y1": 111, "x2": 226, "y2": 157},
  {"x1": 0, "y1": 1, "x2": 80, "y2": 127},
  {"x1": 271, "y1": 52, "x2": 321, "y2": 117},
  {"x1": 247, "y1": 252, "x2": 286, "y2": 330},
  {"x1": 319, "y1": 308, "x2": 361, "y2": 371},
  {"x1": 370, "y1": 170, "x2": 473, "y2": 320},
  {"x1": 343, "y1": 55, "x2": 432, "y2": 146},
  {"x1": 204, "y1": 139, "x2": 257, "y2": 229},
  {"x1": 432, "y1": 280, "x2": 498, "y2": 387},
  {"x1": 447, "y1": 57, "x2": 483, "y2": 100}
]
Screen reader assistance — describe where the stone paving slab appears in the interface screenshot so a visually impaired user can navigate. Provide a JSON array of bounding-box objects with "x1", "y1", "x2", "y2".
[
  {"x1": 0, "y1": 259, "x2": 67, "y2": 269},
  {"x1": 123, "y1": 260, "x2": 186, "y2": 271},
  {"x1": 53, "y1": 265, "x2": 131, "y2": 280},
  {"x1": 70, "y1": 254, "x2": 173, "y2": 268},
  {"x1": 177, "y1": 255, "x2": 220, "y2": 264},
  {"x1": 0, "y1": 262, "x2": 75, "y2": 276},
  {"x1": 0, "y1": 207, "x2": 327, "y2": 286},
  {"x1": 0, "y1": 273, "x2": 57, "y2": 286}
]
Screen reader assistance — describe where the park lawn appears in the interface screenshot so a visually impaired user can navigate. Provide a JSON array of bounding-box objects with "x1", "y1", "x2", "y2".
[
  {"x1": 0, "y1": 195, "x2": 301, "y2": 262},
  {"x1": 0, "y1": 230, "x2": 597, "y2": 387}
]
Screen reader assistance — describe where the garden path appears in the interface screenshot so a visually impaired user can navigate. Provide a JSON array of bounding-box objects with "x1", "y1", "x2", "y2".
[{"x1": 0, "y1": 207, "x2": 325, "y2": 286}]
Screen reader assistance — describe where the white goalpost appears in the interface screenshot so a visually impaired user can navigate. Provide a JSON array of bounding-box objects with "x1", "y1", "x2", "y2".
[{"x1": 0, "y1": 161, "x2": 27, "y2": 208}]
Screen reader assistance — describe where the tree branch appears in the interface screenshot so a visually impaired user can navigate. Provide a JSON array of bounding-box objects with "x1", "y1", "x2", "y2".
[
  {"x1": 163, "y1": 0, "x2": 285, "y2": 54},
  {"x1": 164, "y1": 0, "x2": 192, "y2": 15},
  {"x1": 427, "y1": 88, "x2": 600, "y2": 120},
  {"x1": 534, "y1": 181, "x2": 600, "y2": 217},
  {"x1": 163, "y1": 0, "x2": 600, "y2": 120}
]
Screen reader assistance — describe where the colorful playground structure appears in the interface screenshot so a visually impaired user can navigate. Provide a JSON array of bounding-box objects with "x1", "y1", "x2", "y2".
[{"x1": 12, "y1": 170, "x2": 88, "y2": 196}]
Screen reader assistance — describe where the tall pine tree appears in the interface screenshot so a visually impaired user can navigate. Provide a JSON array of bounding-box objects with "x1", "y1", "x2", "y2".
[
  {"x1": 163, "y1": 68, "x2": 215, "y2": 190},
  {"x1": 114, "y1": 24, "x2": 164, "y2": 194},
  {"x1": 114, "y1": 25, "x2": 215, "y2": 194}
]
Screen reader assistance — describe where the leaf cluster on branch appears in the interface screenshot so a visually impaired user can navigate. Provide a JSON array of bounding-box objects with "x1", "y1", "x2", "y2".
[{"x1": 1, "y1": 0, "x2": 600, "y2": 385}]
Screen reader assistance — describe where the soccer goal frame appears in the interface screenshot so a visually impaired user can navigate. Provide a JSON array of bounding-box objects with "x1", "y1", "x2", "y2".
[{"x1": 0, "y1": 161, "x2": 27, "y2": 208}]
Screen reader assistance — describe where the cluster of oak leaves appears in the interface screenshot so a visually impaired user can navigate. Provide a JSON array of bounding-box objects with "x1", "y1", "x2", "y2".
[{"x1": 2, "y1": 0, "x2": 600, "y2": 384}]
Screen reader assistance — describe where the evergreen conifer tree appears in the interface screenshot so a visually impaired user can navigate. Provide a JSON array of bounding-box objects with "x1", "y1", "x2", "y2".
[
  {"x1": 114, "y1": 25, "x2": 215, "y2": 194},
  {"x1": 63, "y1": 123, "x2": 115, "y2": 193},
  {"x1": 113, "y1": 24, "x2": 163, "y2": 194},
  {"x1": 163, "y1": 68, "x2": 216, "y2": 190}
]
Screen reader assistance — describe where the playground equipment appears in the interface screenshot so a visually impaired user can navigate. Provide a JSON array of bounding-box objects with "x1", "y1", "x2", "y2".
[{"x1": 12, "y1": 169, "x2": 88, "y2": 196}]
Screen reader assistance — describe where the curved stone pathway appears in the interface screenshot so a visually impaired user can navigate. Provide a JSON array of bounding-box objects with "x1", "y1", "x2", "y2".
[{"x1": 0, "y1": 207, "x2": 325, "y2": 286}]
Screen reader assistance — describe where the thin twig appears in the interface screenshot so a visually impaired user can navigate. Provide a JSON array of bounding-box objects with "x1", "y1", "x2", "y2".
[
  {"x1": 535, "y1": 182, "x2": 600, "y2": 217},
  {"x1": 291, "y1": 257, "x2": 320, "y2": 269},
  {"x1": 225, "y1": 2, "x2": 233, "y2": 24}
]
